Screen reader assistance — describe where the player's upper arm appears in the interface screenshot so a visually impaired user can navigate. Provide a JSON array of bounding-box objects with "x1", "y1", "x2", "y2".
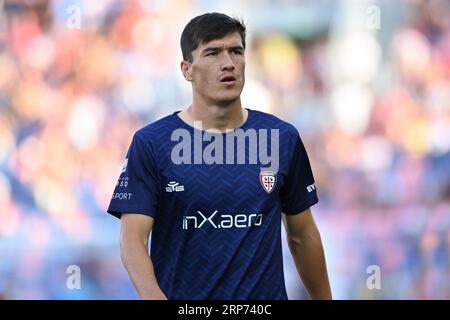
[
  {"x1": 120, "y1": 213, "x2": 154, "y2": 247},
  {"x1": 282, "y1": 208, "x2": 319, "y2": 243}
]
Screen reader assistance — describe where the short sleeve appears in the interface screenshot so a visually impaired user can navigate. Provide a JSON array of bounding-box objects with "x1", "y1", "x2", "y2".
[
  {"x1": 280, "y1": 133, "x2": 318, "y2": 215},
  {"x1": 107, "y1": 133, "x2": 160, "y2": 219}
]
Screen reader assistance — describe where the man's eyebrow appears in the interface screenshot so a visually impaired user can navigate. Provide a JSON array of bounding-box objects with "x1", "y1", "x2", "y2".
[
  {"x1": 202, "y1": 47, "x2": 221, "y2": 53},
  {"x1": 201, "y1": 45, "x2": 244, "y2": 54},
  {"x1": 229, "y1": 46, "x2": 244, "y2": 51}
]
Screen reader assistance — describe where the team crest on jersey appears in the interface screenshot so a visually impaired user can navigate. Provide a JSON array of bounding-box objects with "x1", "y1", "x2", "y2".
[{"x1": 260, "y1": 170, "x2": 276, "y2": 194}]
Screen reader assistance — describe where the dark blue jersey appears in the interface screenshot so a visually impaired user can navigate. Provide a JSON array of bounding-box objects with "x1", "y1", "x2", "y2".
[{"x1": 108, "y1": 109, "x2": 318, "y2": 300}]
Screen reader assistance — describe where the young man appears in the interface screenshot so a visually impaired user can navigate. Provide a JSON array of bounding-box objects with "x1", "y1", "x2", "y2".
[{"x1": 108, "y1": 12, "x2": 332, "y2": 300}]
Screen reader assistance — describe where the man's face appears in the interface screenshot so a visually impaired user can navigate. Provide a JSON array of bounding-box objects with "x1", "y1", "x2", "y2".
[{"x1": 186, "y1": 32, "x2": 245, "y2": 106}]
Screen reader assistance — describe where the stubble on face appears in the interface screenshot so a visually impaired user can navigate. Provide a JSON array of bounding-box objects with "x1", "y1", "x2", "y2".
[{"x1": 189, "y1": 32, "x2": 246, "y2": 107}]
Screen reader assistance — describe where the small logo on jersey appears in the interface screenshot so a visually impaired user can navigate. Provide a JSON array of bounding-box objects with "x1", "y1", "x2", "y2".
[
  {"x1": 260, "y1": 170, "x2": 276, "y2": 194},
  {"x1": 120, "y1": 159, "x2": 128, "y2": 174},
  {"x1": 307, "y1": 182, "x2": 316, "y2": 193},
  {"x1": 166, "y1": 181, "x2": 185, "y2": 192}
]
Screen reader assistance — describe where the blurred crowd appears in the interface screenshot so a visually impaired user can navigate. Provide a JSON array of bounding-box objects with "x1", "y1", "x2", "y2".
[{"x1": 0, "y1": 0, "x2": 448, "y2": 299}]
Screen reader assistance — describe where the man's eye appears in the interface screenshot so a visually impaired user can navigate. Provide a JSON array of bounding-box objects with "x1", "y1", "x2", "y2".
[
  {"x1": 233, "y1": 50, "x2": 243, "y2": 55},
  {"x1": 207, "y1": 52, "x2": 218, "y2": 56}
]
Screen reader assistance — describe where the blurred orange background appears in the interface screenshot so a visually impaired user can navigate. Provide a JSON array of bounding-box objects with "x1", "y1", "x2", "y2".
[{"x1": 0, "y1": 0, "x2": 448, "y2": 299}]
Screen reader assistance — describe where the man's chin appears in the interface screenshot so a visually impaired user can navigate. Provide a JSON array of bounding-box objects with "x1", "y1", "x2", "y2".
[
  {"x1": 213, "y1": 91, "x2": 243, "y2": 106},
  {"x1": 216, "y1": 96, "x2": 240, "y2": 107}
]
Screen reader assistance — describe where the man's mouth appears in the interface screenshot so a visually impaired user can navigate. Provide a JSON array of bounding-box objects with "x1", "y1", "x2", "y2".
[{"x1": 220, "y1": 75, "x2": 237, "y2": 84}]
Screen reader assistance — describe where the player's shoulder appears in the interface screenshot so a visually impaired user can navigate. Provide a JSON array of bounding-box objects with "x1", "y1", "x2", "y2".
[
  {"x1": 134, "y1": 111, "x2": 180, "y2": 143},
  {"x1": 249, "y1": 109, "x2": 300, "y2": 139}
]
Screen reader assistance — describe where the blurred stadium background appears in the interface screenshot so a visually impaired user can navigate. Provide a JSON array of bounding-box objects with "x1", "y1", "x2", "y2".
[{"x1": 0, "y1": 0, "x2": 449, "y2": 299}]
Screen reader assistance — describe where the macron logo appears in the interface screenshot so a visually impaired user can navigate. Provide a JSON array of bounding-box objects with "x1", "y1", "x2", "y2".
[
  {"x1": 166, "y1": 181, "x2": 185, "y2": 192},
  {"x1": 307, "y1": 183, "x2": 316, "y2": 193}
]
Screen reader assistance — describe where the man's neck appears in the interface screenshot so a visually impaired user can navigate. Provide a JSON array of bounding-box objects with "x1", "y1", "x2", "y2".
[{"x1": 179, "y1": 98, "x2": 247, "y2": 132}]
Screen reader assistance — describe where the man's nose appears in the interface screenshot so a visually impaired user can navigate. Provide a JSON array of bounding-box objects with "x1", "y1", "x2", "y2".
[{"x1": 221, "y1": 52, "x2": 235, "y2": 70}]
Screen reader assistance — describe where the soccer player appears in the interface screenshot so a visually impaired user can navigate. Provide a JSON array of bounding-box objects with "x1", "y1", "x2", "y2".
[{"x1": 108, "y1": 12, "x2": 332, "y2": 300}]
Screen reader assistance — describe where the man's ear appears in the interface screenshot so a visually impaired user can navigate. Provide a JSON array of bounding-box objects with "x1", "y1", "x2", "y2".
[{"x1": 180, "y1": 61, "x2": 193, "y2": 82}]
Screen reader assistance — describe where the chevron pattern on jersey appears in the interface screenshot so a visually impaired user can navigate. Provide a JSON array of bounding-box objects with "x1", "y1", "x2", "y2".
[{"x1": 108, "y1": 109, "x2": 319, "y2": 299}]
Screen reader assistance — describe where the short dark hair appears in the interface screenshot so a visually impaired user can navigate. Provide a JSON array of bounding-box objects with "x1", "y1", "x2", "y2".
[{"x1": 180, "y1": 12, "x2": 246, "y2": 62}]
